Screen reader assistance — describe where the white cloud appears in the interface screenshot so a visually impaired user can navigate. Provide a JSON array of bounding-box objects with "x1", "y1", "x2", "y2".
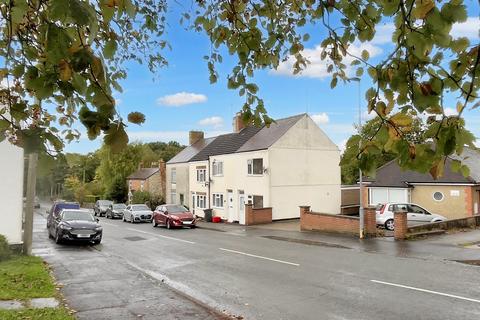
[
  {"x1": 451, "y1": 17, "x2": 479, "y2": 40},
  {"x1": 198, "y1": 116, "x2": 224, "y2": 128},
  {"x1": 157, "y1": 92, "x2": 207, "y2": 107},
  {"x1": 272, "y1": 42, "x2": 383, "y2": 79},
  {"x1": 311, "y1": 112, "x2": 330, "y2": 125},
  {"x1": 371, "y1": 23, "x2": 395, "y2": 44},
  {"x1": 115, "y1": 98, "x2": 122, "y2": 105},
  {"x1": 337, "y1": 139, "x2": 348, "y2": 153},
  {"x1": 444, "y1": 107, "x2": 458, "y2": 116}
]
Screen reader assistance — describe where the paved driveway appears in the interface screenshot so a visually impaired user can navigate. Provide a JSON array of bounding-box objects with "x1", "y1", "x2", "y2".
[{"x1": 34, "y1": 208, "x2": 480, "y2": 320}]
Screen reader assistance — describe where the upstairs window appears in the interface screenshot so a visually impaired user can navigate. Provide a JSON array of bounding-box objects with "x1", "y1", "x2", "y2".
[
  {"x1": 171, "y1": 168, "x2": 176, "y2": 183},
  {"x1": 212, "y1": 161, "x2": 223, "y2": 176},
  {"x1": 197, "y1": 168, "x2": 206, "y2": 182},
  {"x1": 247, "y1": 158, "x2": 263, "y2": 175}
]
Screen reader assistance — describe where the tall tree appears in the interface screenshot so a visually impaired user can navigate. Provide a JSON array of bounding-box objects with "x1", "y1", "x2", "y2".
[
  {"x1": 0, "y1": 0, "x2": 478, "y2": 178},
  {"x1": 341, "y1": 116, "x2": 425, "y2": 184}
]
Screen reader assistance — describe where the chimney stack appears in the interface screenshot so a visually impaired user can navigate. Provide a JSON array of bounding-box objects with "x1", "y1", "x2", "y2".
[
  {"x1": 233, "y1": 112, "x2": 246, "y2": 133},
  {"x1": 189, "y1": 130, "x2": 204, "y2": 145}
]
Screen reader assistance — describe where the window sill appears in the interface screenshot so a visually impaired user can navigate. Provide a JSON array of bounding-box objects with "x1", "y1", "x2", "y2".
[
  {"x1": 212, "y1": 175, "x2": 224, "y2": 177},
  {"x1": 212, "y1": 207, "x2": 224, "y2": 210},
  {"x1": 247, "y1": 174, "x2": 264, "y2": 177}
]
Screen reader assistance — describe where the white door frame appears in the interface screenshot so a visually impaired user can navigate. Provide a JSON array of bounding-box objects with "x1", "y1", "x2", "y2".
[
  {"x1": 227, "y1": 190, "x2": 235, "y2": 222},
  {"x1": 238, "y1": 191, "x2": 245, "y2": 225}
]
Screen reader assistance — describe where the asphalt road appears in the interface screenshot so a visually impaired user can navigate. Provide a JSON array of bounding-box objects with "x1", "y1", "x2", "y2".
[{"x1": 35, "y1": 209, "x2": 480, "y2": 320}]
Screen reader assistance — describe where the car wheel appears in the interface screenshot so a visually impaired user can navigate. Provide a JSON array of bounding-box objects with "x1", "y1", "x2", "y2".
[
  {"x1": 385, "y1": 219, "x2": 395, "y2": 231},
  {"x1": 54, "y1": 231, "x2": 62, "y2": 244},
  {"x1": 190, "y1": 225, "x2": 196, "y2": 229},
  {"x1": 130, "y1": 215, "x2": 134, "y2": 223},
  {"x1": 166, "y1": 219, "x2": 171, "y2": 229},
  {"x1": 152, "y1": 219, "x2": 158, "y2": 227},
  {"x1": 93, "y1": 239, "x2": 101, "y2": 245},
  {"x1": 48, "y1": 229, "x2": 53, "y2": 239},
  {"x1": 122, "y1": 215, "x2": 126, "y2": 222}
]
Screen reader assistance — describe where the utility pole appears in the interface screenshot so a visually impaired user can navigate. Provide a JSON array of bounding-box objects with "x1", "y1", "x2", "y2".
[{"x1": 23, "y1": 152, "x2": 38, "y2": 255}]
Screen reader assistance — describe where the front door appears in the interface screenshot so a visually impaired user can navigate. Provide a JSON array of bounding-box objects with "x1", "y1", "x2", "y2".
[
  {"x1": 227, "y1": 191, "x2": 235, "y2": 222},
  {"x1": 192, "y1": 194, "x2": 196, "y2": 216},
  {"x1": 238, "y1": 192, "x2": 245, "y2": 225}
]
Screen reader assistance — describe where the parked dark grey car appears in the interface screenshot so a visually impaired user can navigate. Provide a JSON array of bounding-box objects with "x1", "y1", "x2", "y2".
[
  {"x1": 48, "y1": 209, "x2": 103, "y2": 244},
  {"x1": 106, "y1": 203, "x2": 126, "y2": 219},
  {"x1": 94, "y1": 200, "x2": 113, "y2": 217}
]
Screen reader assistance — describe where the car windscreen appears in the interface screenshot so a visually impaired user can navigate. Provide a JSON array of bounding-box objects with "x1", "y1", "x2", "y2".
[
  {"x1": 113, "y1": 204, "x2": 126, "y2": 209},
  {"x1": 62, "y1": 211, "x2": 95, "y2": 221},
  {"x1": 375, "y1": 204, "x2": 384, "y2": 211},
  {"x1": 167, "y1": 205, "x2": 188, "y2": 214},
  {"x1": 98, "y1": 200, "x2": 113, "y2": 206},
  {"x1": 54, "y1": 203, "x2": 80, "y2": 214},
  {"x1": 132, "y1": 205, "x2": 150, "y2": 211}
]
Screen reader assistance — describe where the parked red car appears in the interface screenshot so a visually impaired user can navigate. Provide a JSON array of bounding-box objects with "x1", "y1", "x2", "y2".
[{"x1": 152, "y1": 204, "x2": 196, "y2": 229}]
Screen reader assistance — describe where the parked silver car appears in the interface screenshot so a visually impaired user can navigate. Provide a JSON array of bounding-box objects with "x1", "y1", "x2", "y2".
[
  {"x1": 123, "y1": 204, "x2": 153, "y2": 223},
  {"x1": 106, "y1": 203, "x2": 126, "y2": 219},
  {"x1": 376, "y1": 202, "x2": 447, "y2": 230}
]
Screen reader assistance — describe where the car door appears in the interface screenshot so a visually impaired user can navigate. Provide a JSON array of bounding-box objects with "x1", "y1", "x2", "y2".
[
  {"x1": 51, "y1": 210, "x2": 62, "y2": 235},
  {"x1": 158, "y1": 206, "x2": 167, "y2": 225},
  {"x1": 408, "y1": 204, "x2": 431, "y2": 222}
]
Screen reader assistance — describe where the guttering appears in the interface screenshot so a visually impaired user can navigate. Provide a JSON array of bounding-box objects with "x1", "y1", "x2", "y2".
[{"x1": 407, "y1": 182, "x2": 479, "y2": 186}]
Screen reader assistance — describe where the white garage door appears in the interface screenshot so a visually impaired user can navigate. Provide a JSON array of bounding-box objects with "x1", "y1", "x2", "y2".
[{"x1": 369, "y1": 188, "x2": 409, "y2": 205}]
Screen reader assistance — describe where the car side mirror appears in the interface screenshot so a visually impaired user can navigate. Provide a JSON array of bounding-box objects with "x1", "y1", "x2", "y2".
[
  {"x1": 164, "y1": 211, "x2": 169, "y2": 215},
  {"x1": 96, "y1": 218, "x2": 99, "y2": 222}
]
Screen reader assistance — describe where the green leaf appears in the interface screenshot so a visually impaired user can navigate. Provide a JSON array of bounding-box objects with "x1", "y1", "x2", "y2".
[
  {"x1": 69, "y1": 0, "x2": 93, "y2": 26},
  {"x1": 104, "y1": 124, "x2": 129, "y2": 153},
  {"x1": 103, "y1": 40, "x2": 117, "y2": 59},
  {"x1": 361, "y1": 50, "x2": 370, "y2": 60}
]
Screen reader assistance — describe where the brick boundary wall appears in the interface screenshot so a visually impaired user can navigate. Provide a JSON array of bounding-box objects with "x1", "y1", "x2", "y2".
[
  {"x1": 394, "y1": 211, "x2": 408, "y2": 240},
  {"x1": 300, "y1": 206, "x2": 377, "y2": 237},
  {"x1": 245, "y1": 204, "x2": 272, "y2": 225},
  {"x1": 406, "y1": 215, "x2": 480, "y2": 234}
]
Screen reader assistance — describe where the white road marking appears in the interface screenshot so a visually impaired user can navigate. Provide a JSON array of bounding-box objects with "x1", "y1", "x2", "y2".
[
  {"x1": 101, "y1": 222, "x2": 119, "y2": 227},
  {"x1": 126, "y1": 228, "x2": 196, "y2": 244},
  {"x1": 371, "y1": 280, "x2": 480, "y2": 303},
  {"x1": 219, "y1": 248, "x2": 299, "y2": 266}
]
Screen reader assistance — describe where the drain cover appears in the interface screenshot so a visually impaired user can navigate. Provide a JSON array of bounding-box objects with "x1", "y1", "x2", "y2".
[{"x1": 124, "y1": 236, "x2": 147, "y2": 241}]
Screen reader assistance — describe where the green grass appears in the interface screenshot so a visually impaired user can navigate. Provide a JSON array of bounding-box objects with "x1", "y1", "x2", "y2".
[
  {"x1": 0, "y1": 308, "x2": 75, "y2": 320},
  {"x1": 0, "y1": 255, "x2": 56, "y2": 300}
]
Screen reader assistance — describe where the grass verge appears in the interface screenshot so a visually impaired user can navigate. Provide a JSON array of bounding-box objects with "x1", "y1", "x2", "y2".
[
  {"x1": 0, "y1": 255, "x2": 56, "y2": 300},
  {"x1": 0, "y1": 307, "x2": 75, "y2": 320}
]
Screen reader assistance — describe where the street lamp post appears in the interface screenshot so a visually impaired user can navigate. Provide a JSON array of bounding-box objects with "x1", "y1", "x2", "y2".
[{"x1": 352, "y1": 77, "x2": 365, "y2": 239}]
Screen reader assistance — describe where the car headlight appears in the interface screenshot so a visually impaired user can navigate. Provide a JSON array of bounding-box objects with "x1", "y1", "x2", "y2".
[
  {"x1": 95, "y1": 226, "x2": 103, "y2": 231},
  {"x1": 59, "y1": 224, "x2": 72, "y2": 230}
]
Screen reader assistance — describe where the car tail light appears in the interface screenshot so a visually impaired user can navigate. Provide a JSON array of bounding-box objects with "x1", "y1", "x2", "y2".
[{"x1": 379, "y1": 205, "x2": 386, "y2": 214}]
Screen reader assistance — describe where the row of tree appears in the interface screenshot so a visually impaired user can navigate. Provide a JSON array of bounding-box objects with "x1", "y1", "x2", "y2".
[{"x1": 36, "y1": 141, "x2": 184, "y2": 204}]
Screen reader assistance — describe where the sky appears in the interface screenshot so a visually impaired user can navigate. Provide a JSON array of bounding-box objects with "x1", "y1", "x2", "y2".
[{"x1": 65, "y1": 3, "x2": 480, "y2": 154}]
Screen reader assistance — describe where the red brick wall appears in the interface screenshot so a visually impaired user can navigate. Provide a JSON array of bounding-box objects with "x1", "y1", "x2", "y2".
[
  {"x1": 394, "y1": 211, "x2": 407, "y2": 240},
  {"x1": 300, "y1": 206, "x2": 360, "y2": 235},
  {"x1": 465, "y1": 187, "x2": 474, "y2": 217},
  {"x1": 364, "y1": 207, "x2": 377, "y2": 237},
  {"x1": 245, "y1": 204, "x2": 272, "y2": 225}
]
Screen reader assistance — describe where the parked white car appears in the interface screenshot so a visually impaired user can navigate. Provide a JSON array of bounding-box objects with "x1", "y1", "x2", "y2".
[
  {"x1": 375, "y1": 202, "x2": 447, "y2": 231},
  {"x1": 123, "y1": 204, "x2": 153, "y2": 223}
]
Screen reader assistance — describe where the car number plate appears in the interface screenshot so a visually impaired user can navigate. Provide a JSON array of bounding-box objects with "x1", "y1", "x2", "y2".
[
  {"x1": 77, "y1": 234, "x2": 90, "y2": 238},
  {"x1": 183, "y1": 221, "x2": 192, "y2": 225}
]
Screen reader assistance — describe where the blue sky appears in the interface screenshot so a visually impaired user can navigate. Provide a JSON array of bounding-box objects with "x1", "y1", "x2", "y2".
[{"x1": 65, "y1": 3, "x2": 480, "y2": 154}]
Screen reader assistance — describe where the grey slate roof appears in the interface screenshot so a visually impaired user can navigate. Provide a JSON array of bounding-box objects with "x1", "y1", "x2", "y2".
[
  {"x1": 189, "y1": 126, "x2": 262, "y2": 162},
  {"x1": 167, "y1": 137, "x2": 216, "y2": 164},
  {"x1": 237, "y1": 114, "x2": 305, "y2": 153},
  {"x1": 167, "y1": 113, "x2": 306, "y2": 164},
  {"x1": 369, "y1": 148, "x2": 480, "y2": 187},
  {"x1": 127, "y1": 168, "x2": 159, "y2": 180}
]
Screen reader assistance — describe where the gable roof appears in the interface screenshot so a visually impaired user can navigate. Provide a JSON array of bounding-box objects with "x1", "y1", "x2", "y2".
[
  {"x1": 369, "y1": 148, "x2": 480, "y2": 187},
  {"x1": 189, "y1": 126, "x2": 262, "y2": 162},
  {"x1": 127, "y1": 167, "x2": 159, "y2": 180},
  {"x1": 237, "y1": 114, "x2": 305, "y2": 153},
  {"x1": 167, "y1": 137, "x2": 216, "y2": 164}
]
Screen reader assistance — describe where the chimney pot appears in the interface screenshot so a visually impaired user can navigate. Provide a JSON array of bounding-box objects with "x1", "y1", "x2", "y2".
[{"x1": 233, "y1": 112, "x2": 246, "y2": 133}]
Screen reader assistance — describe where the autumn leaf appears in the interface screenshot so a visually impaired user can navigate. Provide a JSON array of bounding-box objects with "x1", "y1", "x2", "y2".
[
  {"x1": 127, "y1": 112, "x2": 145, "y2": 124},
  {"x1": 413, "y1": 0, "x2": 435, "y2": 19},
  {"x1": 58, "y1": 60, "x2": 72, "y2": 81}
]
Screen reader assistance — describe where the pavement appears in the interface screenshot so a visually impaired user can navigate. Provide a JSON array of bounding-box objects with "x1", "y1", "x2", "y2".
[{"x1": 33, "y1": 204, "x2": 480, "y2": 320}]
